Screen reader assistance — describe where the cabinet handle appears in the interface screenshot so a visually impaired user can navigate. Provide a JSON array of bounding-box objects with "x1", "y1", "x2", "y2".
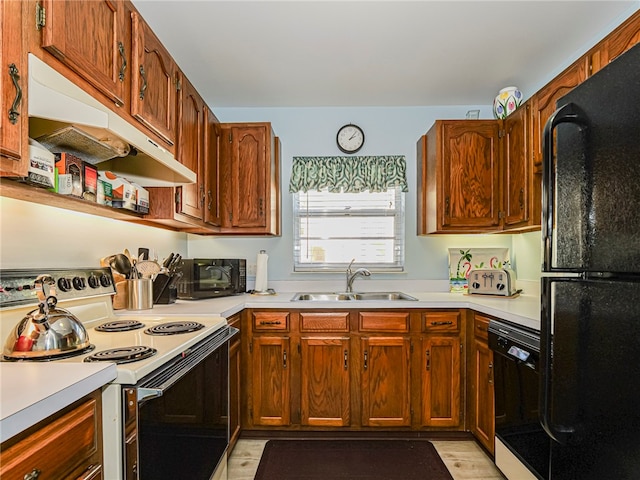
[
  {"x1": 426, "y1": 349, "x2": 431, "y2": 371},
  {"x1": 444, "y1": 197, "x2": 450, "y2": 217},
  {"x1": 363, "y1": 350, "x2": 368, "y2": 370},
  {"x1": 283, "y1": 350, "x2": 287, "y2": 369},
  {"x1": 488, "y1": 362, "x2": 494, "y2": 384},
  {"x1": 118, "y1": 41, "x2": 126, "y2": 82},
  {"x1": 259, "y1": 198, "x2": 264, "y2": 216},
  {"x1": 519, "y1": 188, "x2": 525, "y2": 211},
  {"x1": 430, "y1": 321, "x2": 453, "y2": 326},
  {"x1": 200, "y1": 184, "x2": 205, "y2": 208},
  {"x1": 139, "y1": 65, "x2": 148, "y2": 100},
  {"x1": 23, "y1": 468, "x2": 41, "y2": 480},
  {"x1": 8, "y1": 63, "x2": 22, "y2": 125},
  {"x1": 259, "y1": 320, "x2": 281, "y2": 325},
  {"x1": 344, "y1": 349, "x2": 348, "y2": 370}
]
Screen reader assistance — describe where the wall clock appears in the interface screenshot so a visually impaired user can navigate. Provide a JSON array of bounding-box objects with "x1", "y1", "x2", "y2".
[{"x1": 336, "y1": 124, "x2": 365, "y2": 154}]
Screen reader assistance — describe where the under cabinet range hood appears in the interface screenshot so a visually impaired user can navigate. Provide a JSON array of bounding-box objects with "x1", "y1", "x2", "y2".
[{"x1": 27, "y1": 54, "x2": 196, "y2": 187}]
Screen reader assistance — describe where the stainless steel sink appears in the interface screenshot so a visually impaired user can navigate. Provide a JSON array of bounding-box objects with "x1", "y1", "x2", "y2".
[{"x1": 291, "y1": 292, "x2": 418, "y2": 302}]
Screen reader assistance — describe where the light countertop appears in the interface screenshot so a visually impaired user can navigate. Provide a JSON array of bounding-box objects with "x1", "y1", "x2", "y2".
[
  {"x1": 0, "y1": 362, "x2": 116, "y2": 443},
  {"x1": 1, "y1": 289, "x2": 539, "y2": 443}
]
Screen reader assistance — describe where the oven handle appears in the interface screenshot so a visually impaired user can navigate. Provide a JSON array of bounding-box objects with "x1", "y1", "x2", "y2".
[{"x1": 136, "y1": 325, "x2": 238, "y2": 405}]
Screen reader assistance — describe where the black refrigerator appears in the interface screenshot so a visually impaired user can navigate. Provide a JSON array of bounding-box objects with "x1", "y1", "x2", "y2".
[{"x1": 541, "y1": 41, "x2": 640, "y2": 479}]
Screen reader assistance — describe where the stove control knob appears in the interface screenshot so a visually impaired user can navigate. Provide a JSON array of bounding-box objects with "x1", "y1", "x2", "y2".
[
  {"x1": 99, "y1": 274, "x2": 112, "y2": 287},
  {"x1": 72, "y1": 276, "x2": 86, "y2": 290},
  {"x1": 58, "y1": 277, "x2": 72, "y2": 292},
  {"x1": 88, "y1": 274, "x2": 100, "y2": 289}
]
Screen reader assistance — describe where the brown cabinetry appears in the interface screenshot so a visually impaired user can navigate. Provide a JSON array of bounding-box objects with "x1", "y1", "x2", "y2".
[
  {"x1": 243, "y1": 308, "x2": 465, "y2": 433},
  {"x1": 218, "y1": 123, "x2": 281, "y2": 235},
  {"x1": 468, "y1": 313, "x2": 495, "y2": 454},
  {"x1": 0, "y1": 390, "x2": 103, "y2": 480},
  {"x1": 588, "y1": 9, "x2": 640, "y2": 77},
  {"x1": 248, "y1": 311, "x2": 291, "y2": 426},
  {"x1": 130, "y1": 11, "x2": 178, "y2": 147},
  {"x1": 40, "y1": 0, "x2": 127, "y2": 107},
  {"x1": 1, "y1": 0, "x2": 27, "y2": 175},
  {"x1": 417, "y1": 113, "x2": 540, "y2": 234},
  {"x1": 228, "y1": 313, "x2": 241, "y2": 454},
  {"x1": 420, "y1": 311, "x2": 462, "y2": 428}
]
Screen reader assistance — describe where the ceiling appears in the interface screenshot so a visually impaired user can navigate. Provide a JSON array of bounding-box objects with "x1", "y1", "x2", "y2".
[{"x1": 132, "y1": 1, "x2": 638, "y2": 108}]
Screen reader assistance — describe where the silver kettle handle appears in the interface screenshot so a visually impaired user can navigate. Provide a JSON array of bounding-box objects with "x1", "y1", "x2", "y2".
[{"x1": 34, "y1": 275, "x2": 56, "y2": 315}]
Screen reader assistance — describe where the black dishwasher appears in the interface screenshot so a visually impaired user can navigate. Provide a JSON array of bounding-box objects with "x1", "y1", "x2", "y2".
[{"x1": 489, "y1": 319, "x2": 549, "y2": 480}]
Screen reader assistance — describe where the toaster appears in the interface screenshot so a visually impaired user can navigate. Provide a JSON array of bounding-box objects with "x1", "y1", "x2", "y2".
[{"x1": 467, "y1": 268, "x2": 517, "y2": 296}]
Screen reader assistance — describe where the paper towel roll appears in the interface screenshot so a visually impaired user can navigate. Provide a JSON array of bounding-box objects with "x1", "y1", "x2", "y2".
[{"x1": 255, "y1": 250, "x2": 269, "y2": 292}]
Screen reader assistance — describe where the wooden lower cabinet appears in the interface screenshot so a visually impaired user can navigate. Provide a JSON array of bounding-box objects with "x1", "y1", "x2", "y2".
[
  {"x1": 242, "y1": 308, "x2": 465, "y2": 433},
  {"x1": 361, "y1": 336, "x2": 412, "y2": 427},
  {"x1": 0, "y1": 390, "x2": 103, "y2": 480},
  {"x1": 468, "y1": 313, "x2": 495, "y2": 454},
  {"x1": 228, "y1": 313, "x2": 241, "y2": 454},
  {"x1": 300, "y1": 336, "x2": 351, "y2": 426}
]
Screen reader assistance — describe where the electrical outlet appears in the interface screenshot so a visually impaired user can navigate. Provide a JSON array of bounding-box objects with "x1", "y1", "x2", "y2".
[{"x1": 247, "y1": 263, "x2": 257, "y2": 276}]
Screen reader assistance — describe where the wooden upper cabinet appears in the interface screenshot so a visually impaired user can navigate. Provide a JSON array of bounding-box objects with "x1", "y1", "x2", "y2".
[
  {"x1": 203, "y1": 108, "x2": 221, "y2": 227},
  {"x1": 589, "y1": 9, "x2": 640, "y2": 77},
  {"x1": 219, "y1": 122, "x2": 281, "y2": 235},
  {"x1": 503, "y1": 101, "x2": 531, "y2": 228},
  {"x1": 421, "y1": 120, "x2": 501, "y2": 233},
  {"x1": 176, "y1": 73, "x2": 204, "y2": 220},
  {"x1": 40, "y1": 0, "x2": 127, "y2": 107},
  {"x1": 1, "y1": 0, "x2": 27, "y2": 174},
  {"x1": 131, "y1": 11, "x2": 177, "y2": 147},
  {"x1": 530, "y1": 59, "x2": 588, "y2": 173}
]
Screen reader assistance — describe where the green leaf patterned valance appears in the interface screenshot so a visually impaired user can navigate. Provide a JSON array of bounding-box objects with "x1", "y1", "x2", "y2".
[{"x1": 289, "y1": 156, "x2": 408, "y2": 193}]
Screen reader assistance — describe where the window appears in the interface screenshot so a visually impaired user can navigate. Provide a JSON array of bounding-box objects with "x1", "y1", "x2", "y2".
[{"x1": 293, "y1": 187, "x2": 405, "y2": 272}]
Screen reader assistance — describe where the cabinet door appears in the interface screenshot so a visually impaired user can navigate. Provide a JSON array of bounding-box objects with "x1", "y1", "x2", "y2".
[
  {"x1": 473, "y1": 337, "x2": 495, "y2": 454},
  {"x1": 361, "y1": 336, "x2": 411, "y2": 427},
  {"x1": 503, "y1": 102, "x2": 531, "y2": 228},
  {"x1": 531, "y1": 60, "x2": 588, "y2": 172},
  {"x1": 131, "y1": 12, "x2": 177, "y2": 147},
  {"x1": 435, "y1": 121, "x2": 502, "y2": 231},
  {"x1": 41, "y1": 0, "x2": 126, "y2": 106},
  {"x1": 203, "y1": 108, "x2": 221, "y2": 226},
  {"x1": 300, "y1": 336, "x2": 351, "y2": 426},
  {"x1": 175, "y1": 74, "x2": 204, "y2": 220},
  {"x1": 589, "y1": 10, "x2": 640, "y2": 76},
  {"x1": 228, "y1": 314, "x2": 241, "y2": 453},
  {"x1": 421, "y1": 335, "x2": 461, "y2": 427},
  {"x1": 229, "y1": 124, "x2": 269, "y2": 228},
  {"x1": 250, "y1": 336, "x2": 290, "y2": 426},
  {"x1": 0, "y1": 0, "x2": 27, "y2": 175}
]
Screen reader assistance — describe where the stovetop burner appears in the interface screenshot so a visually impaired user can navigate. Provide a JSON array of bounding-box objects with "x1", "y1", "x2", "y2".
[
  {"x1": 95, "y1": 320, "x2": 146, "y2": 332},
  {"x1": 144, "y1": 321, "x2": 205, "y2": 336},
  {"x1": 84, "y1": 346, "x2": 157, "y2": 364}
]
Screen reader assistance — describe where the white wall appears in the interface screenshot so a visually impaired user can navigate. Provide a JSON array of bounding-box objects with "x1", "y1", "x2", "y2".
[
  {"x1": 188, "y1": 105, "x2": 541, "y2": 283},
  {"x1": 0, "y1": 196, "x2": 187, "y2": 269}
]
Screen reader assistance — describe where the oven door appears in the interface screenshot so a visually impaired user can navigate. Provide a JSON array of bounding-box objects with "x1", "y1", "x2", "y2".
[
  {"x1": 126, "y1": 326, "x2": 238, "y2": 480},
  {"x1": 489, "y1": 320, "x2": 548, "y2": 480}
]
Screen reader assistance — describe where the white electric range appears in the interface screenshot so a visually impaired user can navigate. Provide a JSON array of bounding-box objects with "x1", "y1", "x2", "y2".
[{"x1": 0, "y1": 267, "x2": 233, "y2": 480}]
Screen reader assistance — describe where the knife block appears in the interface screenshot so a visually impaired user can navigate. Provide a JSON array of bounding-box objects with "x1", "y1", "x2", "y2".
[{"x1": 155, "y1": 285, "x2": 177, "y2": 304}]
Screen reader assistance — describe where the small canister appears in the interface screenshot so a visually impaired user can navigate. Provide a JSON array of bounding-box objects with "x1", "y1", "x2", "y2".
[{"x1": 127, "y1": 278, "x2": 153, "y2": 310}]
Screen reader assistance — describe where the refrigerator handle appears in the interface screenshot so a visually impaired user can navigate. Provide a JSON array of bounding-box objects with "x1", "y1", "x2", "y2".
[
  {"x1": 541, "y1": 103, "x2": 589, "y2": 270},
  {"x1": 540, "y1": 279, "x2": 577, "y2": 445}
]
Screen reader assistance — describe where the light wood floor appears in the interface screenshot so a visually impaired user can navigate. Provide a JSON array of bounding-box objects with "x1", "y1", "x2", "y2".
[{"x1": 228, "y1": 438, "x2": 506, "y2": 480}]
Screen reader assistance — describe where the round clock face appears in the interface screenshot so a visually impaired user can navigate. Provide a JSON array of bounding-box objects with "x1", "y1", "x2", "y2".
[{"x1": 336, "y1": 124, "x2": 365, "y2": 154}]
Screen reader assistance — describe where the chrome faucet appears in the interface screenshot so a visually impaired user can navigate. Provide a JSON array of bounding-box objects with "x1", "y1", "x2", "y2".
[{"x1": 346, "y1": 259, "x2": 371, "y2": 293}]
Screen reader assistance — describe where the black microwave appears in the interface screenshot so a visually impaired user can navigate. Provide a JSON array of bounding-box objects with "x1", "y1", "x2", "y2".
[{"x1": 176, "y1": 259, "x2": 246, "y2": 299}]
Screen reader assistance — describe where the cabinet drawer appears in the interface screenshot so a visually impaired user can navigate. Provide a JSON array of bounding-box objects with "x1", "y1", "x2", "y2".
[
  {"x1": 300, "y1": 312, "x2": 349, "y2": 332},
  {"x1": 474, "y1": 315, "x2": 491, "y2": 341},
  {"x1": 359, "y1": 312, "x2": 410, "y2": 332},
  {"x1": 1, "y1": 397, "x2": 99, "y2": 479},
  {"x1": 422, "y1": 311, "x2": 460, "y2": 332},
  {"x1": 253, "y1": 311, "x2": 289, "y2": 331}
]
